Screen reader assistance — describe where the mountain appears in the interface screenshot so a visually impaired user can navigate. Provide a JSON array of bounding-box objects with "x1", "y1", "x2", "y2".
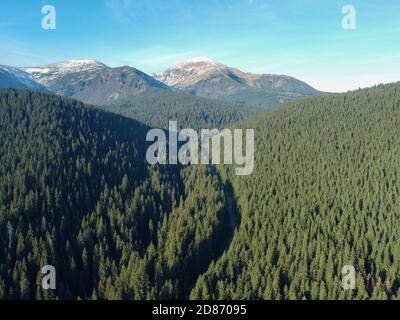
[
  {"x1": 153, "y1": 57, "x2": 323, "y2": 108},
  {"x1": 22, "y1": 59, "x2": 108, "y2": 86},
  {"x1": 1, "y1": 58, "x2": 322, "y2": 109},
  {"x1": 0, "y1": 65, "x2": 47, "y2": 92},
  {"x1": 22, "y1": 60, "x2": 171, "y2": 105},
  {"x1": 0, "y1": 88, "x2": 234, "y2": 299},
  {"x1": 1, "y1": 59, "x2": 260, "y2": 129}
]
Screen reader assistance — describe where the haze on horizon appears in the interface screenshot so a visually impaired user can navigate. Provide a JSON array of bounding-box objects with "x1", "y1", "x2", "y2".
[{"x1": 0, "y1": 0, "x2": 399, "y2": 93}]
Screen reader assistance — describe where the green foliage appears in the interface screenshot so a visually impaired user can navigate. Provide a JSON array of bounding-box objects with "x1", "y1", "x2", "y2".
[
  {"x1": 191, "y1": 83, "x2": 400, "y2": 300},
  {"x1": 2, "y1": 82, "x2": 400, "y2": 300},
  {"x1": 0, "y1": 89, "x2": 231, "y2": 299},
  {"x1": 103, "y1": 90, "x2": 261, "y2": 130}
]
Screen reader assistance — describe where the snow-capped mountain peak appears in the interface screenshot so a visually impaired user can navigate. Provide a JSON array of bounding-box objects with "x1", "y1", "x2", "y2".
[
  {"x1": 153, "y1": 57, "x2": 228, "y2": 87},
  {"x1": 152, "y1": 57, "x2": 320, "y2": 105},
  {"x1": 22, "y1": 59, "x2": 108, "y2": 85}
]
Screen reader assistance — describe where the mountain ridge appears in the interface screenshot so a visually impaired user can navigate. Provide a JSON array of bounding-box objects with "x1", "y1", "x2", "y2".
[
  {"x1": 0, "y1": 59, "x2": 172, "y2": 105},
  {"x1": 0, "y1": 57, "x2": 324, "y2": 108},
  {"x1": 153, "y1": 57, "x2": 323, "y2": 108},
  {"x1": 21, "y1": 59, "x2": 108, "y2": 86},
  {"x1": 0, "y1": 65, "x2": 48, "y2": 92}
]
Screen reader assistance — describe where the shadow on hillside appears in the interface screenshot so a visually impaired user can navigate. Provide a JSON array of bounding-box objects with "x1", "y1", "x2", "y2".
[{"x1": 183, "y1": 166, "x2": 241, "y2": 297}]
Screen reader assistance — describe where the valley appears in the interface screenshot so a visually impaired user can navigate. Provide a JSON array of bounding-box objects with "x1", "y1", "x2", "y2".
[
  {"x1": 1, "y1": 0, "x2": 399, "y2": 306},
  {"x1": 1, "y1": 56, "x2": 400, "y2": 301},
  {"x1": 1, "y1": 81, "x2": 400, "y2": 299},
  {"x1": 0, "y1": 89, "x2": 239, "y2": 299}
]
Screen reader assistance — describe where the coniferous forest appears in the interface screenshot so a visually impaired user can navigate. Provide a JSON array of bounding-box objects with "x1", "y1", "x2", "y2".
[
  {"x1": 1, "y1": 82, "x2": 400, "y2": 300},
  {"x1": 0, "y1": 89, "x2": 233, "y2": 299},
  {"x1": 103, "y1": 90, "x2": 261, "y2": 130}
]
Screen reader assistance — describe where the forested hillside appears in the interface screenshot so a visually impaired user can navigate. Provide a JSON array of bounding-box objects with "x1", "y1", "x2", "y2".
[
  {"x1": 192, "y1": 83, "x2": 400, "y2": 300},
  {"x1": 2, "y1": 82, "x2": 400, "y2": 300},
  {"x1": 104, "y1": 90, "x2": 261, "y2": 130},
  {"x1": 0, "y1": 89, "x2": 234, "y2": 299}
]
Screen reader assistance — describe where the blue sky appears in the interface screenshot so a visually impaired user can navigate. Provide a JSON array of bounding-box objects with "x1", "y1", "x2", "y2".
[{"x1": 0, "y1": 0, "x2": 399, "y2": 92}]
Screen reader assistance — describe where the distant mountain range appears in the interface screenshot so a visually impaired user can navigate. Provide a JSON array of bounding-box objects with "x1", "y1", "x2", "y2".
[
  {"x1": 22, "y1": 60, "x2": 170, "y2": 106},
  {"x1": 1, "y1": 60, "x2": 170, "y2": 106},
  {"x1": 0, "y1": 57, "x2": 324, "y2": 108}
]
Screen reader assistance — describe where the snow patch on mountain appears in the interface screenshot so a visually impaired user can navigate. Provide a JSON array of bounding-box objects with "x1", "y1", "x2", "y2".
[
  {"x1": 153, "y1": 56, "x2": 317, "y2": 92},
  {"x1": 153, "y1": 57, "x2": 263, "y2": 88},
  {"x1": 152, "y1": 57, "x2": 320, "y2": 105},
  {"x1": 23, "y1": 59, "x2": 108, "y2": 85},
  {"x1": 153, "y1": 57, "x2": 228, "y2": 87},
  {"x1": 0, "y1": 65, "x2": 46, "y2": 90}
]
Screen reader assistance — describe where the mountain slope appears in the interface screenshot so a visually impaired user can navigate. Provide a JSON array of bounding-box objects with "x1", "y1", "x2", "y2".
[
  {"x1": 104, "y1": 90, "x2": 262, "y2": 130},
  {"x1": 23, "y1": 60, "x2": 171, "y2": 105},
  {"x1": 0, "y1": 89, "x2": 232, "y2": 299},
  {"x1": 22, "y1": 59, "x2": 108, "y2": 86},
  {"x1": 192, "y1": 82, "x2": 400, "y2": 300},
  {"x1": 0, "y1": 65, "x2": 47, "y2": 92},
  {"x1": 153, "y1": 57, "x2": 323, "y2": 108},
  {"x1": 2, "y1": 58, "x2": 322, "y2": 110},
  {"x1": 3, "y1": 81, "x2": 400, "y2": 300},
  {"x1": 2, "y1": 59, "x2": 261, "y2": 129}
]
